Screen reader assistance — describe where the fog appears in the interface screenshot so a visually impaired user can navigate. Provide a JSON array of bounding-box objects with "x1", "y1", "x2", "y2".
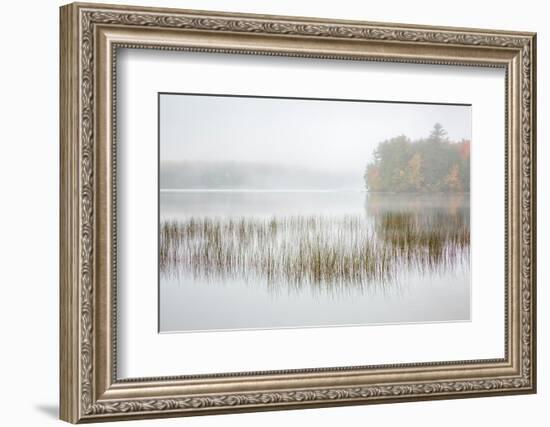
[{"x1": 160, "y1": 93, "x2": 471, "y2": 180}]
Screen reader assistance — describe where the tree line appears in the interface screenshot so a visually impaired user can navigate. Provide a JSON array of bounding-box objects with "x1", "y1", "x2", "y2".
[
  {"x1": 160, "y1": 161, "x2": 359, "y2": 190},
  {"x1": 364, "y1": 123, "x2": 470, "y2": 193}
]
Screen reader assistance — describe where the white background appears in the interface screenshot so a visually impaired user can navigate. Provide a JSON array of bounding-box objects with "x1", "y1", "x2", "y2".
[
  {"x1": 118, "y1": 50, "x2": 503, "y2": 378},
  {"x1": 0, "y1": 0, "x2": 545, "y2": 426}
]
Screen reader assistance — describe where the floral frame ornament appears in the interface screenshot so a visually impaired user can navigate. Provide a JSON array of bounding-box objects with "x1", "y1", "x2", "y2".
[{"x1": 60, "y1": 2, "x2": 536, "y2": 423}]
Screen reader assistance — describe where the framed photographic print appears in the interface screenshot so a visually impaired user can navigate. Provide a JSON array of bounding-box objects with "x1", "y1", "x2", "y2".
[{"x1": 59, "y1": 2, "x2": 537, "y2": 423}]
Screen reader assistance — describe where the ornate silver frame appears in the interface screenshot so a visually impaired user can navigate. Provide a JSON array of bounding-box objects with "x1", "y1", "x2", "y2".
[{"x1": 60, "y1": 2, "x2": 537, "y2": 423}]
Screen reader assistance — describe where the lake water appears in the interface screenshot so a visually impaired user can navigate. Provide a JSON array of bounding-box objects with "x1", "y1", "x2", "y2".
[{"x1": 159, "y1": 191, "x2": 470, "y2": 333}]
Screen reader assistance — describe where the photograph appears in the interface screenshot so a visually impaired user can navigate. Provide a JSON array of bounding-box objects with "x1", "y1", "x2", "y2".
[{"x1": 158, "y1": 93, "x2": 472, "y2": 333}]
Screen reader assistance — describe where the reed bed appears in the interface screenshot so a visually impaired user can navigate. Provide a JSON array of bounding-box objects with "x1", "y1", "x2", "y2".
[{"x1": 160, "y1": 213, "x2": 469, "y2": 290}]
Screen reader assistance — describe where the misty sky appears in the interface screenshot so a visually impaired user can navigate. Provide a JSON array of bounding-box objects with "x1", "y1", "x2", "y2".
[{"x1": 160, "y1": 93, "x2": 471, "y2": 176}]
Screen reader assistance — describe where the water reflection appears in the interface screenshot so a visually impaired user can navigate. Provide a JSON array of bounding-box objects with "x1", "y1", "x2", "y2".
[
  {"x1": 160, "y1": 192, "x2": 469, "y2": 295},
  {"x1": 369, "y1": 193, "x2": 470, "y2": 275},
  {"x1": 159, "y1": 191, "x2": 470, "y2": 332}
]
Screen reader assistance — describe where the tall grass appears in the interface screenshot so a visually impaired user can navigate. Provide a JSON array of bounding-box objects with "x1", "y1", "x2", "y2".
[{"x1": 160, "y1": 212, "x2": 469, "y2": 290}]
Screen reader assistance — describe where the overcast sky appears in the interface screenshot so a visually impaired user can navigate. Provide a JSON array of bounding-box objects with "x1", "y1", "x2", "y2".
[{"x1": 160, "y1": 93, "x2": 471, "y2": 176}]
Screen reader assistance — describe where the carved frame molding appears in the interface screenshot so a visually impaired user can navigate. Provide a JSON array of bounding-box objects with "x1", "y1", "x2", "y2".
[{"x1": 60, "y1": 2, "x2": 536, "y2": 423}]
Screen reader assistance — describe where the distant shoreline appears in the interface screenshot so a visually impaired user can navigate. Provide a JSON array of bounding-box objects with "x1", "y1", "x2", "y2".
[
  {"x1": 160, "y1": 188, "x2": 366, "y2": 193},
  {"x1": 160, "y1": 188, "x2": 470, "y2": 194}
]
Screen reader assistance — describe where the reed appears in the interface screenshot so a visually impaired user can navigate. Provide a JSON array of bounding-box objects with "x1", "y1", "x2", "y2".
[{"x1": 160, "y1": 213, "x2": 469, "y2": 289}]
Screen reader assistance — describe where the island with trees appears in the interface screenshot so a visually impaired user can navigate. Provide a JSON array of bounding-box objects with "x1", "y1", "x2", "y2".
[{"x1": 364, "y1": 123, "x2": 470, "y2": 193}]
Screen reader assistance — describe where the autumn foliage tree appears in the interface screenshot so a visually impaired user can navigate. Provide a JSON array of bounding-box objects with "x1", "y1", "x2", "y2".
[{"x1": 364, "y1": 124, "x2": 470, "y2": 192}]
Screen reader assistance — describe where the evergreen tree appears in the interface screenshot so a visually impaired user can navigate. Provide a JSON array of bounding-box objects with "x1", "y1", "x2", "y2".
[{"x1": 429, "y1": 122, "x2": 448, "y2": 142}]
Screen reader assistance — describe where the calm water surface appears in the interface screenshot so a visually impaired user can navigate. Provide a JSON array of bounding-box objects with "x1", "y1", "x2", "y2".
[{"x1": 159, "y1": 191, "x2": 470, "y2": 332}]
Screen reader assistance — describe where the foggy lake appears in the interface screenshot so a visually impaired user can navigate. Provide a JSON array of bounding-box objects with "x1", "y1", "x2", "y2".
[{"x1": 159, "y1": 191, "x2": 471, "y2": 333}]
